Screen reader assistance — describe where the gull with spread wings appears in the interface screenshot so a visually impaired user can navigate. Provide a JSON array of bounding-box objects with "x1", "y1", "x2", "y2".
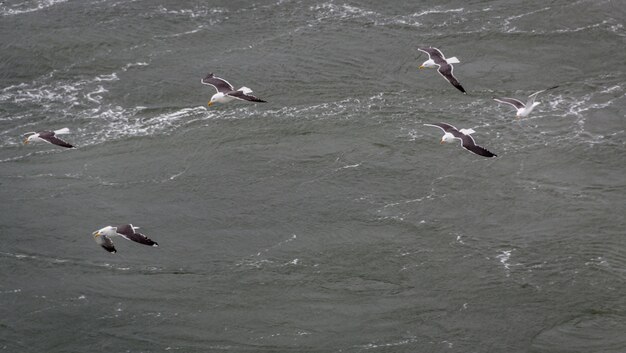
[{"x1": 201, "y1": 73, "x2": 267, "y2": 106}]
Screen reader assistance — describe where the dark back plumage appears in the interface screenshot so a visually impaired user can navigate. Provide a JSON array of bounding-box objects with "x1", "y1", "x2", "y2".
[
  {"x1": 417, "y1": 47, "x2": 447, "y2": 66},
  {"x1": 38, "y1": 131, "x2": 74, "y2": 148}
]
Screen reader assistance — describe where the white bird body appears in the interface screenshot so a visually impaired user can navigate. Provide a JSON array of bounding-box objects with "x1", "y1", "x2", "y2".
[
  {"x1": 441, "y1": 128, "x2": 474, "y2": 143},
  {"x1": 420, "y1": 56, "x2": 460, "y2": 68},
  {"x1": 209, "y1": 86, "x2": 253, "y2": 105},
  {"x1": 517, "y1": 101, "x2": 541, "y2": 118}
]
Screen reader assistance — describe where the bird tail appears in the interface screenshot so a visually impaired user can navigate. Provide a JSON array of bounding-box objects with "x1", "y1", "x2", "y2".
[
  {"x1": 238, "y1": 86, "x2": 253, "y2": 94},
  {"x1": 446, "y1": 57, "x2": 460, "y2": 64},
  {"x1": 54, "y1": 128, "x2": 70, "y2": 135}
]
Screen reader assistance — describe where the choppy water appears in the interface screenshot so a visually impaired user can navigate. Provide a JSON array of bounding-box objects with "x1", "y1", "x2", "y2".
[{"x1": 1, "y1": 0, "x2": 625, "y2": 352}]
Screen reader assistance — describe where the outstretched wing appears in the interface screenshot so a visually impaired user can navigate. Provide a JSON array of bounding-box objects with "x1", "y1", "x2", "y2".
[
  {"x1": 201, "y1": 73, "x2": 234, "y2": 93},
  {"x1": 526, "y1": 85, "x2": 559, "y2": 106},
  {"x1": 460, "y1": 135, "x2": 497, "y2": 158},
  {"x1": 116, "y1": 224, "x2": 158, "y2": 247},
  {"x1": 38, "y1": 131, "x2": 74, "y2": 148},
  {"x1": 424, "y1": 122, "x2": 461, "y2": 135},
  {"x1": 494, "y1": 97, "x2": 525, "y2": 110},
  {"x1": 226, "y1": 90, "x2": 267, "y2": 103},
  {"x1": 417, "y1": 47, "x2": 447, "y2": 66},
  {"x1": 437, "y1": 64, "x2": 466, "y2": 94}
]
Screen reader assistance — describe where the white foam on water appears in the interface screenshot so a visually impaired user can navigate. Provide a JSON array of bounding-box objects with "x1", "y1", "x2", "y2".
[
  {"x1": 0, "y1": 0, "x2": 67, "y2": 16},
  {"x1": 309, "y1": 3, "x2": 467, "y2": 28}
]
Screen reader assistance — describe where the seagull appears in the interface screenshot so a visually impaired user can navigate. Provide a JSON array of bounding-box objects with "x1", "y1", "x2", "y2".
[
  {"x1": 418, "y1": 47, "x2": 466, "y2": 94},
  {"x1": 23, "y1": 128, "x2": 74, "y2": 148},
  {"x1": 92, "y1": 224, "x2": 158, "y2": 253},
  {"x1": 493, "y1": 86, "x2": 559, "y2": 118},
  {"x1": 201, "y1": 73, "x2": 267, "y2": 106},
  {"x1": 424, "y1": 122, "x2": 497, "y2": 158}
]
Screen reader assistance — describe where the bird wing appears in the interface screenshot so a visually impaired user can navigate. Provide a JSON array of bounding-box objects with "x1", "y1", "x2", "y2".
[
  {"x1": 417, "y1": 47, "x2": 447, "y2": 66},
  {"x1": 526, "y1": 85, "x2": 559, "y2": 106},
  {"x1": 437, "y1": 64, "x2": 466, "y2": 94},
  {"x1": 38, "y1": 131, "x2": 74, "y2": 148},
  {"x1": 460, "y1": 135, "x2": 497, "y2": 158},
  {"x1": 201, "y1": 73, "x2": 234, "y2": 93},
  {"x1": 424, "y1": 122, "x2": 461, "y2": 135},
  {"x1": 494, "y1": 97, "x2": 525, "y2": 109},
  {"x1": 95, "y1": 234, "x2": 117, "y2": 253},
  {"x1": 226, "y1": 90, "x2": 267, "y2": 103},
  {"x1": 116, "y1": 224, "x2": 158, "y2": 247}
]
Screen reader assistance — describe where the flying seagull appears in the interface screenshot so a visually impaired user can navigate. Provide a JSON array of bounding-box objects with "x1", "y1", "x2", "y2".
[
  {"x1": 201, "y1": 73, "x2": 267, "y2": 106},
  {"x1": 92, "y1": 224, "x2": 158, "y2": 253},
  {"x1": 493, "y1": 86, "x2": 559, "y2": 118},
  {"x1": 23, "y1": 128, "x2": 74, "y2": 148},
  {"x1": 424, "y1": 122, "x2": 497, "y2": 158},
  {"x1": 418, "y1": 47, "x2": 466, "y2": 94}
]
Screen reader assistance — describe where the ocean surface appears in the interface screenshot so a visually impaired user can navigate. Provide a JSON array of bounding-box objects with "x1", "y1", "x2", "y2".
[{"x1": 1, "y1": 0, "x2": 625, "y2": 352}]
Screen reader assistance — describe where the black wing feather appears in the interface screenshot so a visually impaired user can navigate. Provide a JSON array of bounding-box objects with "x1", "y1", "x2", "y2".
[
  {"x1": 227, "y1": 90, "x2": 267, "y2": 103},
  {"x1": 116, "y1": 224, "x2": 158, "y2": 247},
  {"x1": 437, "y1": 64, "x2": 466, "y2": 94},
  {"x1": 39, "y1": 131, "x2": 74, "y2": 148},
  {"x1": 460, "y1": 135, "x2": 497, "y2": 158}
]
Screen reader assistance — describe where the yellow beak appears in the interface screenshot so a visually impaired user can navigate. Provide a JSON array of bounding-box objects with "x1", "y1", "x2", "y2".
[
  {"x1": 419, "y1": 65, "x2": 425, "y2": 69},
  {"x1": 440, "y1": 140, "x2": 445, "y2": 144},
  {"x1": 24, "y1": 139, "x2": 29, "y2": 144},
  {"x1": 207, "y1": 101, "x2": 214, "y2": 106},
  {"x1": 93, "y1": 231, "x2": 100, "y2": 237}
]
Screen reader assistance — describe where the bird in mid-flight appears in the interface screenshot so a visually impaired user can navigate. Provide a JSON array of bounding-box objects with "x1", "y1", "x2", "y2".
[
  {"x1": 93, "y1": 224, "x2": 158, "y2": 253},
  {"x1": 23, "y1": 128, "x2": 74, "y2": 148},
  {"x1": 424, "y1": 122, "x2": 497, "y2": 158},
  {"x1": 493, "y1": 86, "x2": 559, "y2": 118},
  {"x1": 418, "y1": 47, "x2": 466, "y2": 94},
  {"x1": 201, "y1": 73, "x2": 267, "y2": 106}
]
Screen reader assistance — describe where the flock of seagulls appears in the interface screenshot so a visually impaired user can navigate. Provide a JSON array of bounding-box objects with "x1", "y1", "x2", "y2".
[
  {"x1": 416, "y1": 46, "x2": 558, "y2": 157},
  {"x1": 22, "y1": 45, "x2": 558, "y2": 252}
]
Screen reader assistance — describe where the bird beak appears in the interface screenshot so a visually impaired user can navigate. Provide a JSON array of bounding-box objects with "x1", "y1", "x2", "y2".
[
  {"x1": 93, "y1": 231, "x2": 100, "y2": 237},
  {"x1": 207, "y1": 101, "x2": 214, "y2": 107},
  {"x1": 440, "y1": 139, "x2": 445, "y2": 144},
  {"x1": 23, "y1": 139, "x2": 29, "y2": 144},
  {"x1": 419, "y1": 65, "x2": 425, "y2": 69}
]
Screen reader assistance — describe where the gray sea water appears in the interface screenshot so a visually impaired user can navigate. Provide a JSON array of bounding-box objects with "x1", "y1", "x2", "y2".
[{"x1": 1, "y1": 0, "x2": 625, "y2": 352}]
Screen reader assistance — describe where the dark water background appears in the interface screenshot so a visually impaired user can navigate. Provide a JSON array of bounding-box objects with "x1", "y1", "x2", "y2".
[{"x1": 1, "y1": 0, "x2": 625, "y2": 352}]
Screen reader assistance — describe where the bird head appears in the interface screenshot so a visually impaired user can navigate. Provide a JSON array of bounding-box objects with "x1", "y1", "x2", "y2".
[
  {"x1": 441, "y1": 132, "x2": 456, "y2": 144},
  {"x1": 93, "y1": 226, "x2": 116, "y2": 237},
  {"x1": 419, "y1": 60, "x2": 436, "y2": 69}
]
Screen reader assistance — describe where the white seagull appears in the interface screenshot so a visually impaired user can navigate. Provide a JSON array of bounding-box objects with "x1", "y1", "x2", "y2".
[
  {"x1": 493, "y1": 86, "x2": 559, "y2": 118},
  {"x1": 93, "y1": 224, "x2": 158, "y2": 253},
  {"x1": 418, "y1": 47, "x2": 466, "y2": 94},
  {"x1": 424, "y1": 122, "x2": 497, "y2": 158},
  {"x1": 201, "y1": 73, "x2": 267, "y2": 106},
  {"x1": 23, "y1": 128, "x2": 74, "y2": 148}
]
